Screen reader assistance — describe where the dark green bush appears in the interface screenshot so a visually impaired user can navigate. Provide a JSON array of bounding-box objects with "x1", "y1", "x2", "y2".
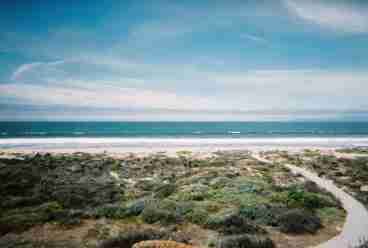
[
  {"x1": 205, "y1": 212, "x2": 265, "y2": 235},
  {"x1": 140, "y1": 202, "x2": 181, "y2": 225},
  {"x1": 123, "y1": 198, "x2": 148, "y2": 217},
  {"x1": 286, "y1": 188, "x2": 330, "y2": 210},
  {"x1": 239, "y1": 204, "x2": 285, "y2": 226},
  {"x1": 98, "y1": 228, "x2": 165, "y2": 248},
  {"x1": 0, "y1": 236, "x2": 80, "y2": 248},
  {"x1": 0, "y1": 202, "x2": 64, "y2": 235},
  {"x1": 217, "y1": 235, "x2": 275, "y2": 248},
  {"x1": 154, "y1": 183, "x2": 176, "y2": 199},
  {"x1": 183, "y1": 207, "x2": 209, "y2": 225},
  {"x1": 303, "y1": 181, "x2": 321, "y2": 193},
  {"x1": 94, "y1": 204, "x2": 126, "y2": 219},
  {"x1": 278, "y1": 209, "x2": 322, "y2": 234}
]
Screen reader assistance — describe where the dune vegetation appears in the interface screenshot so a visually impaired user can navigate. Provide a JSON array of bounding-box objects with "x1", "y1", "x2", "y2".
[{"x1": 0, "y1": 151, "x2": 346, "y2": 248}]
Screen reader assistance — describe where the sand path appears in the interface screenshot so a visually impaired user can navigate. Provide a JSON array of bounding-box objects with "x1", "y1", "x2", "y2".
[{"x1": 252, "y1": 153, "x2": 368, "y2": 248}]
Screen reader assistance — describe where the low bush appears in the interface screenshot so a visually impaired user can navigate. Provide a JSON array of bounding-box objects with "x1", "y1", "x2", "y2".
[
  {"x1": 141, "y1": 202, "x2": 181, "y2": 225},
  {"x1": 217, "y1": 235, "x2": 275, "y2": 248},
  {"x1": 94, "y1": 204, "x2": 126, "y2": 219},
  {"x1": 0, "y1": 202, "x2": 64, "y2": 235},
  {"x1": 205, "y1": 212, "x2": 265, "y2": 235},
  {"x1": 303, "y1": 181, "x2": 321, "y2": 194},
  {"x1": 154, "y1": 184, "x2": 176, "y2": 199},
  {"x1": 123, "y1": 198, "x2": 152, "y2": 217},
  {"x1": 277, "y1": 209, "x2": 322, "y2": 234},
  {"x1": 98, "y1": 228, "x2": 166, "y2": 248},
  {"x1": 239, "y1": 204, "x2": 285, "y2": 226},
  {"x1": 183, "y1": 207, "x2": 209, "y2": 225},
  {"x1": 286, "y1": 188, "x2": 331, "y2": 210}
]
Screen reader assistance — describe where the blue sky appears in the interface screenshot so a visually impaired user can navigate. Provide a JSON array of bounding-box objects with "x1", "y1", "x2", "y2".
[{"x1": 1, "y1": 0, "x2": 368, "y2": 121}]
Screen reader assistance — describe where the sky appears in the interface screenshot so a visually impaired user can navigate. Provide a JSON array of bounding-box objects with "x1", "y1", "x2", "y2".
[{"x1": 1, "y1": 0, "x2": 368, "y2": 121}]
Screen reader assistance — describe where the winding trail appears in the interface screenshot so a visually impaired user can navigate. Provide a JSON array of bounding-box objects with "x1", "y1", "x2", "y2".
[{"x1": 252, "y1": 153, "x2": 368, "y2": 248}]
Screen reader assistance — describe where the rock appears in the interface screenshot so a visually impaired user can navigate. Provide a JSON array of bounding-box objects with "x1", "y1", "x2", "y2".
[{"x1": 360, "y1": 185, "x2": 368, "y2": 192}]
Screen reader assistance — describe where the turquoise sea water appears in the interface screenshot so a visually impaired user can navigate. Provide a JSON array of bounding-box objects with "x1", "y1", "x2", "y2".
[
  {"x1": 1, "y1": 122, "x2": 368, "y2": 138},
  {"x1": 1, "y1": 122, "x2": 368, "y2": 150}
]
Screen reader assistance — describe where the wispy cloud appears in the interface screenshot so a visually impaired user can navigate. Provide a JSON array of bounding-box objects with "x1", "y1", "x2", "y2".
[
  {"x1": 240, "y1": 34, "x2": 269, "y2": 44},
  {"x1": 5, "y1": 57, "x2": 368, "y2": 111},
  {"x1": 11, "y1": 62, "x2": 43, "y2": 81},
  {"x1": 284, "y1": 0, "x2": 368, "y2": 33},
  {"x1": 0, "y1": 81, "x2": 221, "y2": 111},
  {"x1": 11, "y1": 60, "x2": 68, "y2": 81}
]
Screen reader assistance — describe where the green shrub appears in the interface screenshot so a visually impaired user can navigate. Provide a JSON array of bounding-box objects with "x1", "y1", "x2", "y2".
[
  {"x1": 123, "y1": 198, "x2": 148, "y2": 217},
  {"x1": 184, "y1": 207, "x2": 209, "y2": 225},
  {"x1": 154, "y1": 183, "x2": 176, "y2": 199},
  {"x1": 0, "y1": 202, "x2": 63, "y2": 235},
  {"x1": 217, "y1": 235, "x2": 275, "y2": 248},
  {"x1": 205, "y1": 212, "x2": 265, "y2": 235},
  {"x1": 278, "y1": 209, "x2": 322, "y2": 234},
  {"x1": 0, "y1": 236, "x2": 80, "y2": 248},
  {"x1": 175, "y1": 185, "x2": 210, "y2": 201},
  {"x1": 140, "y1": 202, "x2": 181, "y2": 225},
  {"x1": 237, "y1": 183, "x2": 261, "y2": 194},
  {"x1": 94, "y1": 204, "x2": 126, "y2": 219},
  {"x1": 239, "y1": 204, "x2": 285, "y2": 226},
  {"x1": 286, "y1": 188, "x2": 329, "y2": 210},
  {"x1": 98, "y1": 228, "x2": 166, "y2": 248}
]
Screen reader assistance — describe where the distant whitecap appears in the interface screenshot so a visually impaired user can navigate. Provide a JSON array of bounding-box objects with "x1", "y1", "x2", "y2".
[{"x1": 228, "y1": 131, "x2": 241, "y2": 134}]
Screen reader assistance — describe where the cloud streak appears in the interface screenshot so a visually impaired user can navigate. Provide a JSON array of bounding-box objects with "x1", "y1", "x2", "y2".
[
  {"x1": 240, "y1": 34, "x2": 269, "y2": 44},
  {"x1": 11, "y1": 62, "x2": 43, "y2": 81},
  {"x1": 5, "y1": 58, "x2": 368, "y2": 112},
  {"x1": 284, "y1": 0, "x2": 368, "y2": 33},
  {"x1": 0, "y1": 81, "x2": 221, "y2": 111},
  {"x1": 11, "y1": 60, "x2": 68, "y2": 81}
]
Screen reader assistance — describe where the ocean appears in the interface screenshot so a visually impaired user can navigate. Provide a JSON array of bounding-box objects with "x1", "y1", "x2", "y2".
[{"x1": 1, "y1": 121, "x2": 368, "y2": 150}]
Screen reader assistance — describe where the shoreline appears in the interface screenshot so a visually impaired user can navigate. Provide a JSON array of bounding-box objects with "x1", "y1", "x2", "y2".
[{"x1": 1, "y1": 136, "x2": 368, "y2": 154}]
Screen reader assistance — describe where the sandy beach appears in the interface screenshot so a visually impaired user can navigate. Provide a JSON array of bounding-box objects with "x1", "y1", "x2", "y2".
[{"x1": 1, "y1": 136, "x2": 368, "y2": 156}]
